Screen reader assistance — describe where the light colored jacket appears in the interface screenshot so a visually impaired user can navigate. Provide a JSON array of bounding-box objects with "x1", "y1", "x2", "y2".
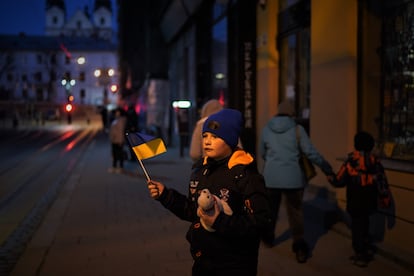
[
  {"x1": 259, "y1": 115, "x2": 332, "y2": 189},
  {"x1": 109, "y1": 116, "x2": 126, "y2": 145}
]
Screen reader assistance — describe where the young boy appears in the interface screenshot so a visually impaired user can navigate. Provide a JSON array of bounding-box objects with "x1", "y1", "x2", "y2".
[
  {"x1": 147, "y1": 108, "x2": 272, "y2": 275},
  {"x1": 329, "y1": 131, "x2": 391, "y2": 267}
]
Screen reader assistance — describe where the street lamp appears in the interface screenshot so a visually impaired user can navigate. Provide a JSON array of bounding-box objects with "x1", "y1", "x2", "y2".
[
  {"x1": 61, "y1": 75, "x2": 76, "y2": 124},
  {"x1": 94, "y1": 67, "x2": 115, "y2": 105}
]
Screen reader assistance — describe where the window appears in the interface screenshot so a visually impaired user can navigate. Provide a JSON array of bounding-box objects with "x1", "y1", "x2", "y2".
[
  {"x1": 79, "y1": 72, "x2": 85, "y2": 81},
  {"x1": 34, "y1": 72, "x2": 42, "y2": 82},
  {"x1": 50, "y1": 54, "x2": 57, "y2": 65},
  {"x1": 277, "y1": 0, "x2": 311, "y2": 132},
  {"x1": 361, "y1": 0, "x2": 414, "y2": 161},
  {"x1": 50, "y1": 70, "x2": 56, "y2": 81},
  {"x1": 64, "y1": 71, "x2": 71, "y2": 80},
  {"x1": 36, "y1": 88, "x2": 43, "y2": 101}
]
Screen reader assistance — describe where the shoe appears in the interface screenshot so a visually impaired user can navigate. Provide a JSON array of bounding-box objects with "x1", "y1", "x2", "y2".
[
  {"x1": 351, "y1": 254, "x2": 368, "y2": 267},
  {"x1": 115, "y1": 167, "x2": 123, "y2": 174},
  {"x1": 292, "y1": 239, "x2": 309, "y2": 263},
  {"x1": 108, "y1": 167, "x2": 115, "y2": 173},
  {"x1": 295, "y1": 249, "x2": 308, "y2": 263}
]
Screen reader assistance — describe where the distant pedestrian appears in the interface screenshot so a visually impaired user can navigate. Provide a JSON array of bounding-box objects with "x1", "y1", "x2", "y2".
[
  {"x1": 108, "y1": 108, "x2": 127, "y2": 173},
  {"x1": 259, "y1": 99, "x2": 334, "y2": 263},
  {"x1": 189, "y1": 99, "x2": 223, "y2": 162},
  {"x1": 147, "y1": 108, "x2": 272, "y2": 275},
  {"x1": 12, "y1": 108, "x2": 20, "y2": 128},
  {"x1": 100, "y1": 105, "x2": 108, "y2": 132},
  {"x1": 125, "y1": 104, "x2": 139, "y2": 160},
  {"x1": 328, "y1": 131, "x2": 391, "y2": 267}
]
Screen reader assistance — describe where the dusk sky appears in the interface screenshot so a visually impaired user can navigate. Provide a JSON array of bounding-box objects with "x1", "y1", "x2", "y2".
[{"x1": 0, "y1": 0, "x2": 117, "y2": 36}]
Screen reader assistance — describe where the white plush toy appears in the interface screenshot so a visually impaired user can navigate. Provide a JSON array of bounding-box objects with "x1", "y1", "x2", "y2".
[{"x1": 197, "y1": 188, "x2": 233, "y2": 232}]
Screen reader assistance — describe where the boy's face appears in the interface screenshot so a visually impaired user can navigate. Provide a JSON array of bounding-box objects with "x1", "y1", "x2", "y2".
[{"x1": 202, "y1": 132, "x2": 232, "y2": 160}]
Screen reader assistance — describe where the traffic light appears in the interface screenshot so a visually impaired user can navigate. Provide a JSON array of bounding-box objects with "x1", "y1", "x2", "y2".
[
  {"x1": 110, "y1": 84, "x2": 118, "y2": 93},
  {"x1": 65, "y1": 103, "x2": 73, "y2": 112},
  {"x1": 65, "y1": 103, "x2": 73, "y2": 124}
]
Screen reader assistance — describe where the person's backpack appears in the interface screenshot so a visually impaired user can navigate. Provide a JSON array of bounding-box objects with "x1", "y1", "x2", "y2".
[{"x1": 345, "y1": 151, "x2": 391, "y2": 208}]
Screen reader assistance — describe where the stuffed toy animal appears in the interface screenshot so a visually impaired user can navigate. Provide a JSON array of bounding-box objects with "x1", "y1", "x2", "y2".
[{"x1": 197, "y1": 188, "x2": 233, "y2": 232}]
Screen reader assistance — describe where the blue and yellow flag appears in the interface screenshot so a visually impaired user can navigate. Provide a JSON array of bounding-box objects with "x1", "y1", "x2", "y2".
[{"x1": 126, "y1": 132, "x2": 166, "y2": 160}]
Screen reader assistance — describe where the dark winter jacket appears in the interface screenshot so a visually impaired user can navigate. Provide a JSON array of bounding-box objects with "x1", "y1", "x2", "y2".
[
  {"x1": 333, "y1": 150, "x2": 389, "y2": 215},
  {"x1": 157, "y1": 149, "x2": 271, "y2": 273}
]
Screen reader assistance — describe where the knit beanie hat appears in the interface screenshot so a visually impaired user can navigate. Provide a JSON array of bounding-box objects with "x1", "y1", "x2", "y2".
[
  {"x1": 278, "y1": 100, "x2": 295, "y2": 116},
  {"x1": 202, "y1": 108, "x2": 242, "y2": 149},
  {"x1": 354, "y1": 131, "x2": 375, "y2": 152}
]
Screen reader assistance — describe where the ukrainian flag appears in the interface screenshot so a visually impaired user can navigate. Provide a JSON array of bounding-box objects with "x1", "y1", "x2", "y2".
[{"x1": 126, "y1": 132, "x2": 166, "y2": 160}]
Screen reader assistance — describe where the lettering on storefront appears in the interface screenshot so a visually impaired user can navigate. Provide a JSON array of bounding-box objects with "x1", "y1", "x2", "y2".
[{"x1": 244, "y1": 41, "x2": 253, "y2": 129}]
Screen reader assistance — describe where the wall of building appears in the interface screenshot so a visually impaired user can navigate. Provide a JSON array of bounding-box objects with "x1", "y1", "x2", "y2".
[
  {"x1": 256, "y1": 0, "x2": 280, "y2": 170},
  {"x1": 256, "y1": 0, "x2": 414, "y2": 265},
  {"x1": 310, "y1": 0, "x2": 414, "y2": 263}
]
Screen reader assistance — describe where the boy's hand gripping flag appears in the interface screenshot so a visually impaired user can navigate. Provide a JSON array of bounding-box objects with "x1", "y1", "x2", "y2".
[{"x1": 126, "y1": 132, "x2": 167, "y2": 180}]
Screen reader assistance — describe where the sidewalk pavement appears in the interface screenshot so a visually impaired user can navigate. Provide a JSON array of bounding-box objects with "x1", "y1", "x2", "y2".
[{"x1": 9, "y1": 131, "x2": 414, "y2": 276}]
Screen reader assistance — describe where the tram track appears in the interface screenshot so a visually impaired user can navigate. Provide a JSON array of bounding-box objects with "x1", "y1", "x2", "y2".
[{"x1": 0, "y1": 126, "x2": 99, "y2": 275}]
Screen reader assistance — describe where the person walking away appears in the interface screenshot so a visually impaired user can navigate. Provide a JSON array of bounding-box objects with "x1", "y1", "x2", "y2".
[
  {"x1": 125, "y1": 104, "x2": 139, "y2": 160},
  {"x1": 259, "y1": 100, "x2": 334, "y2": 263},
  {"x1": 189, "y1": 99, "x2": 223, "y2": 162},
  {"x1": 328, "y1": 131, "x2": 391, "y2": 267},
  {"x1": 147, "y1": 108, "x2": 272, "y2": 275},
  {"x1": 108, "y1": 108, "x2": 127, "y2": 173},
  {"x1": 100, "y1": 105, "x2": 108, "y2": 132}
]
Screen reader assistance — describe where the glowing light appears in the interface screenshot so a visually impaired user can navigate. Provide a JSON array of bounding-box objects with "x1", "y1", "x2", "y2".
[
  {"x1": 65, "y1": 103, "x2": 73, "y2": 112},
  {"x1": 77, "y1": 56, "x2": 86, "y2": 65},
  {"x1": 215, "y1": 73, "x2": 225, "y2": 80},
  {"x1": 94, "y1": 69, "x2": 101, "y2": 77},
  {"x1": 172, "y1": 100, "x2": 191, "y2": 109},
  {"x1": 110, "y1": 84, "x2": 118, "y2": 93}
]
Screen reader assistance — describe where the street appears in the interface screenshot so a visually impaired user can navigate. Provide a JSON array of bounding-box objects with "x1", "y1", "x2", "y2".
[{"x1": 0, "y1": 121, "x2": 413, "y2": 276}]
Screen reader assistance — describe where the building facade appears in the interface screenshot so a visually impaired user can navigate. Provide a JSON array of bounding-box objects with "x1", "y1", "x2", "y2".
[
  {"x1": 0, "y1": 0, "x2": 119, "y2": 119},
  {"x1": 137, "y1": 0, "x2": 414, "y2": 267}
]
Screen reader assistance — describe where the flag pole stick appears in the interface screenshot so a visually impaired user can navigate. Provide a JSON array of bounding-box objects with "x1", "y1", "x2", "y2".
[{"x1": 137, "y1": 157, "x2": 151, "y2": 181}]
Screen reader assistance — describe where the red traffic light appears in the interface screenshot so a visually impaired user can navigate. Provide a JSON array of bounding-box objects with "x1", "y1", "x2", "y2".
[
  {"x1": 65, "y1": 103, "x2": 73, "y2": 112},
  {"x1": 110, "y1": 84, "x2": 118, "y2": 93}
]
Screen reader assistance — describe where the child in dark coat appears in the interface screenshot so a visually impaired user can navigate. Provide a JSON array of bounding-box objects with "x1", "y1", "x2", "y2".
[
  {"x1": 329, "y1": 131, "x2": 391, "y2": 267},
  {"x1": 147, "y1": 109, "x2": 272, "y2": 275}
]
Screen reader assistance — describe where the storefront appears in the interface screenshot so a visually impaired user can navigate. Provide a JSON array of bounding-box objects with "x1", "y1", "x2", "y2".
[
  {"x1": 257, "y1": 0, "x2": 414, "y2": 265},
  {"x1": 161, "y1": 0, "x2": 257, "y2": 152}
]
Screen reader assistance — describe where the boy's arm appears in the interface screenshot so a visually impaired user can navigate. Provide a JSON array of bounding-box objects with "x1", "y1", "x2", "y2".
[{"x1": 329, "y1": 162, "x2": 348, "y2": 188}]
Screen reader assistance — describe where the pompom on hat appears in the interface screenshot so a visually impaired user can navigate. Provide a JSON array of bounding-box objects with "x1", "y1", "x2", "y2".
[{"x1": 202, "y1": 108, "x2": 242, "y2": 149}]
